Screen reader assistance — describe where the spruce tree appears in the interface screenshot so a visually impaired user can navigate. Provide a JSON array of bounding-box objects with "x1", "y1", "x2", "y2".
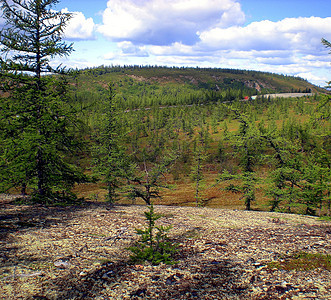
[
  {"x1": 264, "y1": 110, "x2": 330, "y2": 215},
  {"x1": 263, "y1": 132, "x2": 302, "y2": 212},
  {"x1": 190, "y1": 129, "x2": 209, "y2": 207},
  {"x1": 216, "y1": 106, "x2": 263, "y2": 210},
  {"x1": 0, "y1": 0, "x2": 86, "y2": 202},
  {"x1": 93, "y1": 85, "x2": 129, "y2": 202}
]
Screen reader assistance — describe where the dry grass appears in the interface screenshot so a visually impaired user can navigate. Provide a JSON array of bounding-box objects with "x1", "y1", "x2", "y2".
[{"x1": 72, "y1": 171, "x2": 271, "y2": 211}]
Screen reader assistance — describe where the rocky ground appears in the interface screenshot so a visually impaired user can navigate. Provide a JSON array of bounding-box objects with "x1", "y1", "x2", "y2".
[{"x1": 0, "y1": 196, "x2": 330, "y2": 299}]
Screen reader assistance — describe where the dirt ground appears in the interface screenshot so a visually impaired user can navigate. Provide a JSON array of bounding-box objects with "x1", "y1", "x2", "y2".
[{"x1": 0, "y1": 195, "x2": 330, "y2": 299}]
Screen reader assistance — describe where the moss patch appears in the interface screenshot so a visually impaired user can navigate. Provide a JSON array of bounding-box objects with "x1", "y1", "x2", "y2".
[{"x1": 268, "y1": 252, "x2": 331, "y2": 271}]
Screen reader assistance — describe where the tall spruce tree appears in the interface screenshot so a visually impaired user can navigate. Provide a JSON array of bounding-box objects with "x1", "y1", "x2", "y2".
[
  {"x1": 263, "y1": 132, "x2": 303, "y2": 212},
  {"x1": 190, "y1": 129, "x2": 209, "y2": 207},
  {"x1": 0, "y1": 0, "x2": 86, "y2": 202},
  {"x1": 93, "y1": 85, "x2": 129, "y2": 203}
]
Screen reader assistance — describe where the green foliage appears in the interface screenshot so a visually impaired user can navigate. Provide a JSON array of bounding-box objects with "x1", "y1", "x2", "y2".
[
  {"x1": 217, "y1": 170, "x2": 258, "y2": 210},
  {"x1": 70, "y1": 65, "x2": 322, "y2": 113},
  {"x1": 59, "y1": 65, "x2": 329, "y2": 211},
  {"x1": 263, "y1": 99, "x2": 330, "y2": 215},
  {"x1": 128, "y1": 203, "x2": 178, "y2": 265},
  {"x1": 190, "y1": 129, "x2": 210, "y2": 206},
  {"x1": 1, "y1": 15, "x2": 328, "y2": 215},
  {"x1": 0, "y1": 76, "x2": 87, "y2": 200},
  {"x1": 216, "y1": 106, "x2": 263, "y2": 210},
  {"x1": 0, "y1": 0, "x2": 86, "y2": 202},
  {"x1": 0, "y1": 0, "x2": 73, "y2": 75},
  {"x1": 92, "y1": 85, "x2": 130, "y2": 202}
]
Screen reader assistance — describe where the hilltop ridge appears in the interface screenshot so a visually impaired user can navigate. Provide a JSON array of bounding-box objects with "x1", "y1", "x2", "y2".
[
  {"x1": 69, "y1": 66, "x2": 326, "y2": 109},
  {"x1": 75, "y1": 65, "x2": 325, "y2": 93}
]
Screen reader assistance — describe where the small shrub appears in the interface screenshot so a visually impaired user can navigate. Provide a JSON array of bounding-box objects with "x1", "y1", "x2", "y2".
[{"x1": 128, "y1": 203, "x2": 178, "y2": 265}]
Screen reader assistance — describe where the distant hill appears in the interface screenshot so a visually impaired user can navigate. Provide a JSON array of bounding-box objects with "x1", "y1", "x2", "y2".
[{"x1": 70, "y1": 65, "x2": 327, "y2": 108}]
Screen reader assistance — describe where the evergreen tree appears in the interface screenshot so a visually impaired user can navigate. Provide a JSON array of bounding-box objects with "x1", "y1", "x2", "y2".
[
  {"x1": 128, "y1": 202, "x2": 178, "y2": 265},
  {"x1": 216, "y1": 106, "x2": 263, "y2": 210},
  {"x1": 93, "y1": 85, "x2": 129, "y2": 202},
  {"x1": 190, "y1": 130, "x2": 209, "y2": 207},
  {"x1": 263, "y1": 132, "x2": 302, "y2": 212},
  {"x1": 264, "y1": 113, "x2": 330, "y2": 215},
  {"x1": 0, "y1": 0, "x2": 86, "y2": 202}
]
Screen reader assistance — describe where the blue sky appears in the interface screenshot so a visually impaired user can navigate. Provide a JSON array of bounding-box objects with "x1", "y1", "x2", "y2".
[{"x1": 50, "y1": 0, "x2": 331, "y2": 86}]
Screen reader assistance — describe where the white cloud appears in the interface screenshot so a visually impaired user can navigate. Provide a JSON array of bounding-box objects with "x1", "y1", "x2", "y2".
[
  {"x1": 199, "y1": 17, "x2": 331, "y2": 53},
  {"x1": 0, "y1": 6, "x2": 95, "y2": 41},
  {"x1": 297, "y1": 72, "x2": 328, "y2": 84},
  {"x1": 103, "y1": 52, "x2": 116, "y2": 60},
  {"x1": 149, "y1": 42, "x2": 196, "y2": 56},
  {"x1": 97, "y1": 0, "x2": 245, "y2": 45},
  {"x1": 137, "y1": 15, "x2": 330, "y2": 86},
  {"x1": 52, "y1": 1, "x2": 330, "y2": 87},
  {"x1": 63, "y1": 9, "x2": 96, "y2": 40},
  {"x1": 256, "y1": 56, "x2": 295, "y2": 66}
]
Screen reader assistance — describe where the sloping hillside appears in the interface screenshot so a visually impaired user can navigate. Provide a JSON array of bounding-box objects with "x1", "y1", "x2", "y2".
[{"x1": 70, "y1": 66, "x2": 325, "y2": 108}]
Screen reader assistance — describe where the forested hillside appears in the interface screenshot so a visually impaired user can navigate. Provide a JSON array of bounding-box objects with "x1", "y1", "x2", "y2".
[{"x1": 71, "y1": 65, "x2": 323, "y2": 110}]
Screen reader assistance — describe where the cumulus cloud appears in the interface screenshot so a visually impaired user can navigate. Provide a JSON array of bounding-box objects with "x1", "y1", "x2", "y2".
[
  {"x1": 297, "y1": 72, "x2": 328, "y2": 84},
  {"x1": 140, "y1": 15, "x2": 330, "y2": 85},
  {"x1": 54, "y1": 0, "x2": 330, "y2": 86},
  {"x1": 198, "y1": 17, "x2": 331, "y2": 53},
  {"x1": 97, "y1": 0, "x2": 245, "y2": 45},
  {"x1": 63, "y1": 9, "x2": 96, "y2": 41},
  {"x1": 256, "y1": 56, "x2": 295, "y2": 66},
  {"x1": 142, "y1": 16, "x2": 331, "y2": 61},
  {"x1": 0, "y1": 6, "x2": 95, "y2": 41}
]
